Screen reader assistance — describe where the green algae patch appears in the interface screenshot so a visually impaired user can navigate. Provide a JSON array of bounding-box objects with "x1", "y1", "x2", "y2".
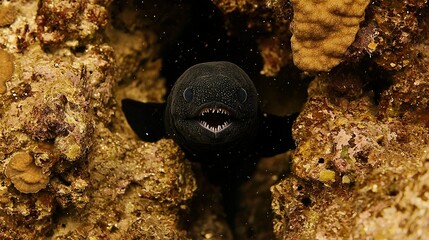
[{"x1": 319, "y1": 170, "x2": 336, "y2": 183}]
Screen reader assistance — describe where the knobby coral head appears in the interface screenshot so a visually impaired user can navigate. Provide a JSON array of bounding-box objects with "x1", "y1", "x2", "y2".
[
  {"x1": 5, "y1": 152, "x2": 50, "y2": 194},
  {"x1": 290, "y1": 0, "x2": 370, "y2": 72}
]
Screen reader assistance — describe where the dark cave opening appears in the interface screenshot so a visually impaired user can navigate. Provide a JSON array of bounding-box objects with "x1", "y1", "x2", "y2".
[{"x1": 159, "y1": 0, "x2": 263, "y2": 89}]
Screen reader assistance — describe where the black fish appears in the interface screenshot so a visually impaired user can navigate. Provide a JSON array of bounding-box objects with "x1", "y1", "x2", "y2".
[{"x1": 122, "y1": 61, "x2": 296, "y2": 228}]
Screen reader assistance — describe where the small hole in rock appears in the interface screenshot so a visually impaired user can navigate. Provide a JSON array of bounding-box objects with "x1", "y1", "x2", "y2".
[
  {"x1": 72, "y1": 45, "x2": 87, "y2": 54},
  {"x1": 318, "y1": 158, "x2": 325, "y2": 164},
  {"x1": 301, "y1": 197, "x2": 311, "y2": 207},
  {"x1": 389, "y1": 190, "x2": 399, "y2": 196}
]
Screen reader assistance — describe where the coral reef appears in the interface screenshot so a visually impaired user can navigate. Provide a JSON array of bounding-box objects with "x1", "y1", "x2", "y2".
[
  {"x1": 270, "y1": 66, "x2": 429, "y2": 238},
  {"x1": 270, "y1": 22, "x2": 429, "y2": 240},
  {"x1": 290, "y1": 0, "x2": 370, "y2": 72},
  {"x1": 0, "y1": 0, "x2": 428, "y2": 239},
  {"x1": 5, "y1": 152, "x2": 50, "y2": 193},
  {"x1": 212, "y1": 0, "x2": 429, "y2": 238},
  {"x1": 51, "y1": 129, "x2": 196, "y2": 239},
  {"x1": 36, "y1": 0, "x2": 110, "y2": 47},
  {"x1": 0, "y1": 0, "x2": 204, "y2": 239}
]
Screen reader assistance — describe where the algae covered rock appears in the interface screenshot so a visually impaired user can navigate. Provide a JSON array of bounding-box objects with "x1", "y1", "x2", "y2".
[
  {"x1": 210, "y1": 1, "x2": 429, "y2": 237},
  {"x1": 0, "y1": 0, "x2": 199, "y2": 239},
  {"x1": 271, "y1": 52, "x2": 429, "y2": 239}
]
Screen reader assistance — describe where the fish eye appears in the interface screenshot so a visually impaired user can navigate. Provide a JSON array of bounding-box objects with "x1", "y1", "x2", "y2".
[
  {"x1": 237, "y1": 88, "x2": 247, "y2": 103},
  {"x1": 183, "y1": 87, "x2": 193, "y2": 102}
]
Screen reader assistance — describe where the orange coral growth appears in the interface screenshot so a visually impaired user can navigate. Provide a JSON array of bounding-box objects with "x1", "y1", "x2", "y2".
[{"x1": 5, "y1": 152, "x2": 50, "y2": 194}]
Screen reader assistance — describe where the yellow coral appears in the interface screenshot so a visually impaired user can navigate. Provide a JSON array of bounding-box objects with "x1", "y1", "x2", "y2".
[
  {"x1": 290, "y1": 0, "x2": 370, "y2": 72},
  {"x1": 5, "y1": 152, "x2": 50, "y2": 193},
  {"x1": 0, "y1": 49, "x2": 14, "y2": 94}
]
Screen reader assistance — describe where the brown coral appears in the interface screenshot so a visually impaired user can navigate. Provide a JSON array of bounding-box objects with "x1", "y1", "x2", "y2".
[
  {"x1": 0, "y1": 49, "x2": 14, "y2": 94},
  {"x1": 0, "y1": 4, "x2": 16, "y2": 27},
  {"x1": 290, "y1": 0, "x2": 370, "y2": 72},
  {"x1": 5, "y1": 152, "x2": 50, "y2": 193}
]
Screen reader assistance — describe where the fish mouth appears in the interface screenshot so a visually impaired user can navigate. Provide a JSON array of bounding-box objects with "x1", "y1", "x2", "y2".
[{"x1": 196, "y1": 106, "x2": 234, "y2": 133}]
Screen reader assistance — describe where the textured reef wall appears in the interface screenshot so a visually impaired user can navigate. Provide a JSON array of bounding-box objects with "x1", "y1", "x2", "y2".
[
  {"x1": 1, "y1": 0, "x2": 429, "y2": 239},
  {"x1": 213, "y1": 0, "x2": 429, "y2": 239},
  {"x1": 0, "y1": 0, "x2": 219, "y2": 239}
]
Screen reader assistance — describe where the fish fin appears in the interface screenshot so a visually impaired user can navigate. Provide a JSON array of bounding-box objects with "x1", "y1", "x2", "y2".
[
  {"x1": 256, "y1": 112, "x2": 299, "y2": 157},
  {"x1": 121, "y1": 98, "x2": 166, "y2": 142}
]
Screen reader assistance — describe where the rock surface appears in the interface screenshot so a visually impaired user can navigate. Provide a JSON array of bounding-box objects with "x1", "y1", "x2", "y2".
[{"x1": 0, "y1": 0, "x2": 200, "y2": 239}]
